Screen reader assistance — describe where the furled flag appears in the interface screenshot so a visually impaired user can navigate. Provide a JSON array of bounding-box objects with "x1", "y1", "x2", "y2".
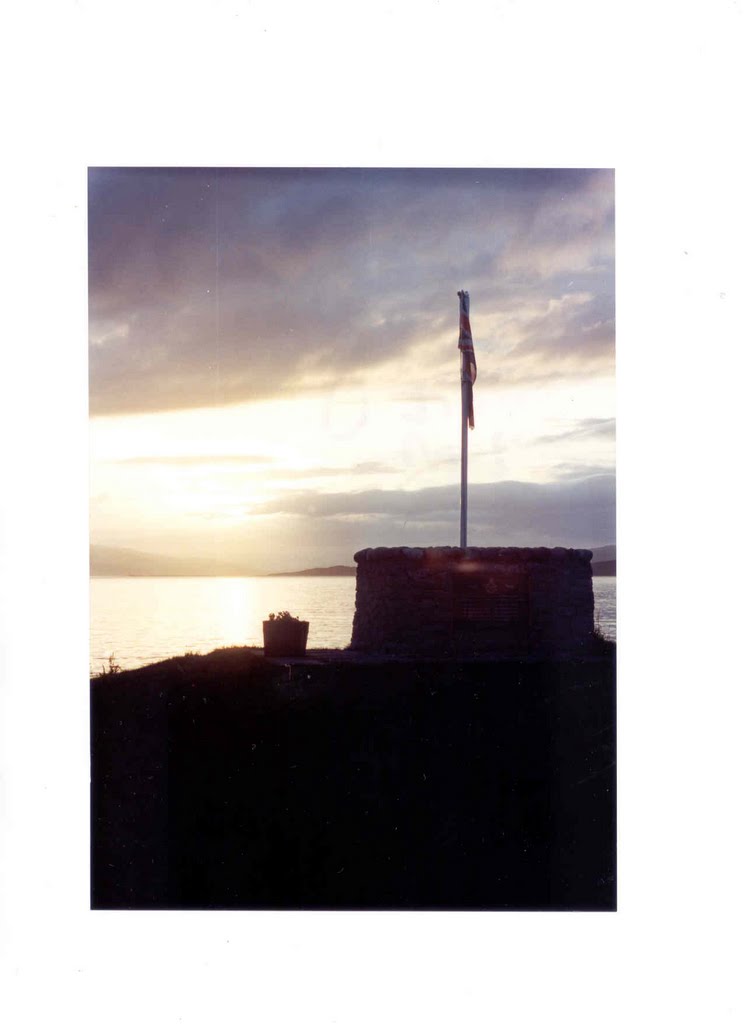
[{"x1": 458, "y1": 289, "x2": 477, "y2": 429}]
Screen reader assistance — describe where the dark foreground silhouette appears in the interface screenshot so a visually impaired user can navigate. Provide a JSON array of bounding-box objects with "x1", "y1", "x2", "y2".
[{"x1": 91, "y1": 647, "x2": 615, "y2": 910}]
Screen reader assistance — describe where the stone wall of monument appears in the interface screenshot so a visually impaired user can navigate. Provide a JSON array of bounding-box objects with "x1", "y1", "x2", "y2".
[{"x1": 351, "y1": 546, "x2": 595, "y2": 656}]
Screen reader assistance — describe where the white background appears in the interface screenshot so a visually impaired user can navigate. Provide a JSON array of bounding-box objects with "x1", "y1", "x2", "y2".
[{"x1": 1, "y1": 1, "x2": 743, "y2": 1021}]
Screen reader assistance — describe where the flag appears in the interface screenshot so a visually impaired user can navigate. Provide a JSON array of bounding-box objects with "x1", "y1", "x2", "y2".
[{"x1": 458, "y1": 289, "x2": 477, "y2": 428}]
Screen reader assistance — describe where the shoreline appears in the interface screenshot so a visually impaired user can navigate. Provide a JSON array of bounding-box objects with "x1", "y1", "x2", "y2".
[
  {"x1": 92, "y1": 640, "x2": 617, "y2": 680},
  {"x1": 91, "y1": 571, "x2": 618, "y2": 579}
]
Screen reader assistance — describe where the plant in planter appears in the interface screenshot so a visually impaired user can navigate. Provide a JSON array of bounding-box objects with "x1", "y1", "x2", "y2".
[{"x1": 262, "y1": 610, "x2": 310, "y2": 657}]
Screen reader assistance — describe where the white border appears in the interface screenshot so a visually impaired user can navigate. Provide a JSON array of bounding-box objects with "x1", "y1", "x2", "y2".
[{"x1": 2, "y1": 1, "x2": 742, "y2": 1021}]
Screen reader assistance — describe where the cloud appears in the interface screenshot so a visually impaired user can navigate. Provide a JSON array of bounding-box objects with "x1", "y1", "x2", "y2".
[
  {"x1": 109, "y1": 455, "x2": 395, "y2": 479},
  {"x1": 89, "y1": 168, "x2": 614, "y2": 415},
  {"x1": 113, "y1": 454, "x2": 275, "y2": 466},
  {"x1": 550, "y1": 462, "x2": 616, "y2": 481},
  {"x1": 249, "y1": 475, "x2": 615, "y2": 549},
  {"x1": 499, "y1": 171, "x2": 614, "y2": 279},
  {"x1": 268, "y1": 461, "x2": 396, "y2": 480},
  {"x1": 537, "y1": 417, "x2": 616, "y2": 444}
]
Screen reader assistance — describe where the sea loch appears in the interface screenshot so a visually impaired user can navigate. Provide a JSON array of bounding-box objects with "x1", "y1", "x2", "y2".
[{"x1": 90, "y1": 574, "x2": 616, "y2": 674}]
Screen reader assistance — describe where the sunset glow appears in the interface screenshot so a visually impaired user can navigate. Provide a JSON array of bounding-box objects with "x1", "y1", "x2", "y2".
[{"x1": 89, "y1": 168, "x2": 615, "y2": 573}]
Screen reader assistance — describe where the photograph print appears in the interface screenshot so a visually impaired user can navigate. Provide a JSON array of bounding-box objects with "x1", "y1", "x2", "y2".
[{"x1": 89, "y1": 167, "x2": 616, "y2": 910}]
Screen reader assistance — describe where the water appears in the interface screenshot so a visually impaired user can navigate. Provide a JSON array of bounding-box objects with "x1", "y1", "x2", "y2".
[
  {"x1": 592, "y1": 577, "x2": 616, "y2": 642},
  {"x1": 90, "y1": 575, "x2": 617, "y2": 674}
]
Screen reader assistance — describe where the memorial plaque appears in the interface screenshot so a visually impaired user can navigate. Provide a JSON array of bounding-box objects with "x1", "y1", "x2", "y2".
[{"x1": 452, "y1": 565, "x2": 529, "y2": 650}]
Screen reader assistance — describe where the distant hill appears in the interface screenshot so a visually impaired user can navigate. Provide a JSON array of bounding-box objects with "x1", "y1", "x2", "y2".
[
  {"x1": 266, "y1": 565, "x2": 356, "y2": 577},
  {"x1": 90, "y1": 546, "x2": 356, "y2": 578},
  {"x1": 90, "y1": 545, "x2": 249, "y2": 577},
  {"x1": 591, "y1": 545, "x2": 616, "y2": 563},
  {"x1": 91, "y1": 544, "x2": 616, "y2": 578},
  {"x1": 590, "y1": 545, "x2": 615, "y2": 576},
  {"x1": 592, "y1": 560, "x2": 616, "y2": 576}
]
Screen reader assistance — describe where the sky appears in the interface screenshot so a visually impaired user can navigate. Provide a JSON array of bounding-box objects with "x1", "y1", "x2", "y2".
[{"x1": 89, "y1": 167, "x2": 615, "y2": 573}]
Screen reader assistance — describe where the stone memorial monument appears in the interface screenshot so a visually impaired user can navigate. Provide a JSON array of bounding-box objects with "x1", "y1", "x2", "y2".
[{"x1": 351, "y1": 546, "x2": 595, "y2": 657}]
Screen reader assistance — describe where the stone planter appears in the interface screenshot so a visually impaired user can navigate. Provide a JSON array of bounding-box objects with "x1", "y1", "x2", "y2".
[{"x1": 262, "y1": 618, "x2": 309, "y2": 657}]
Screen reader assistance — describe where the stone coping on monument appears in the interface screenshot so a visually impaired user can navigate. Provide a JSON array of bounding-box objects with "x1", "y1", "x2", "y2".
[{"x1": 354, "y1": 545, "x2": 593, "y2": 564}]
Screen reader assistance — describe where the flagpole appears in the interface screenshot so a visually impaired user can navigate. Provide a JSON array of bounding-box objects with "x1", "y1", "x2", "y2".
[
  {"x1": 457, "y1": 289, "x2": 475, "y2": 549},
  {"x1": 460, "y1": 374, "x2": 468, "y2": 547}
]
